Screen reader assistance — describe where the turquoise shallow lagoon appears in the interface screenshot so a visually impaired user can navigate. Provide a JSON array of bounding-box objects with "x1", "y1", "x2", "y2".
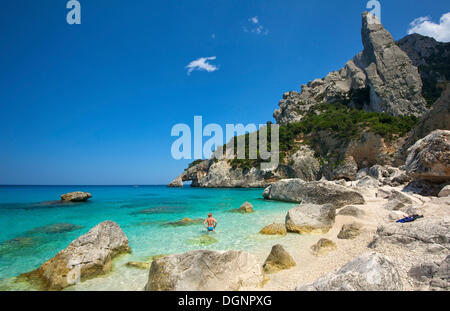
[{"x1": 0, "y1": 186, "x2": 298, "y2": 290}]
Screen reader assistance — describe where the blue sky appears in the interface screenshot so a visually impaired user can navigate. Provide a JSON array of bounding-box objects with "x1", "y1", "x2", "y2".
[{"x1": 0, "y1": 0, "x2": 449, "y2": 185}]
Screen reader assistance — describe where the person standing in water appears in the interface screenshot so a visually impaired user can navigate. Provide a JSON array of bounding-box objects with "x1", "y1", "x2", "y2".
[{"x1": 204, "y1": 213, "x2": 218, "y2": 233}]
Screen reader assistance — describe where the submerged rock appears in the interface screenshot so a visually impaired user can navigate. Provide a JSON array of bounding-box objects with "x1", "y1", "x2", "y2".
[
  {"x1": 60, "y1": 192, "x2": 92, "y2": 202},
  {"x1": 163, "y1": 218, "x2": 204, "y2": 227},
  {"x1": 259, "y1": 223, "x2": 287, "y2": 236},
  {"x1": 185, "y1": 234, "x2": 218, "y2": 246},
  {"x1": 285, "y1": 204, "x2": 336, "y2": 234},
  {"x1": 126, "y1": 261, "x2": 151, "y2": 270},
  {"x1": 263, "y1": 179, "x2": 365, "y2": 208},
  {"x1": 126, "y1": 255, "x2": 168, "y2": 270},
  {"x1": 26, "y1": 223, "x2": 83, "y2": 235},
  {"x1": 19, "y1": 221, "x2": 130, "y2": 290},
  {"x1": 145, "y1": 250, "x2": 264, "y2": 291},
  {"x1": 0, "y1": 236, "x2": 39, "y2": 256},
  {"x1": 311, "y1": 239, "x2": 337, "y2": 256},
  {"x1": 126, "y1": 254, "x2": 170, "y2": 270},
  {"x1": 132, "y1": 205, "x2": 186, "y2": 215},
  {"x1": 297, "y1": 252, "x2": 402, "y2": 291},
  {"x1": 263, "y1": 244, "x2": 296, "y2": 274}
]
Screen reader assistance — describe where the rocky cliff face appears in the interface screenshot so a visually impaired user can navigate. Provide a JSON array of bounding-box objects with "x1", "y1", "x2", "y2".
[
  {"x1": 274, "y1": 13, "x2": 427, "y2": 124},
  {"x1": 169, "y1": 13, "x2": 449, "y2": 189},
  {"x1": 396, "y1": 82, "x2": 450, "y2": 163},
  {"x1": 170, "y1": 146, "x2": 320, "y2": 188},
  {"x1": 397, "y1": 34, "x2": 450, "y2": 106}
]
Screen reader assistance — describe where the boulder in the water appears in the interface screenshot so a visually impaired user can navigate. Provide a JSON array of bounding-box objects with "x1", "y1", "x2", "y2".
[
  {"x1": 231, "y1": 202, "x2": 254, "y2": 213},
  {"x1": 19, "y1": 221, "x2": 130, "y2": 290},
  {"x1": 60, "y1": 192, "x2": 92, "y2": 202},
  {"x1": 259, "y1": 223, "x2": 287, "y2": 236}
]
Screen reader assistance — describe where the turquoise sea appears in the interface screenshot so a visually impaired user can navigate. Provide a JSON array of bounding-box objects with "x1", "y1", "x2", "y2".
[{"x1": 0, "y1": 186, "x2": 298, "y2": 290}]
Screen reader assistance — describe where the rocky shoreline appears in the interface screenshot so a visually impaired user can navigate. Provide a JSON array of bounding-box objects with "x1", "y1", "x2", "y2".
[
  {"x1": 14, "y1": 173, "x2": 449, "y2": 291},
  {"x1": 15, "y1": 129, "x2": 449, "y2": 291},
  {"x1": 10, "y1": 12, "x2": 449, "y2": 292}
]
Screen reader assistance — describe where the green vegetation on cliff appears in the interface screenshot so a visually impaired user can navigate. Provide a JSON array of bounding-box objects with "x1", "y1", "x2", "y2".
[
  {"x1": 288, "y1": 103, "x2": 417, "y2": 141},
  {"x1": 228, "y1": 103, "x2": 417, "y2": 170}
]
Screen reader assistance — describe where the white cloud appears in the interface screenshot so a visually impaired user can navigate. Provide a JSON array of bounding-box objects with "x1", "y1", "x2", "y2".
[
  {"x1": 244, "y1": 16, "x2": 268, "y2": 35},
  {"x1": 407, "y1": 12, "x2": 450, "y2": 42},
  {"x1": 185, "y1": 56, "x2": 218, "y2": 75},
  {"x1": 249, "y1": 16, "x2": 259, "y2": 24}
]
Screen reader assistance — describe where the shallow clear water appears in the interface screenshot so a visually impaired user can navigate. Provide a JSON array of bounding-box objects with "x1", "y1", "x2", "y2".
[{"x1": 0, "y1": 186, "x2": 297, "y2": 290}]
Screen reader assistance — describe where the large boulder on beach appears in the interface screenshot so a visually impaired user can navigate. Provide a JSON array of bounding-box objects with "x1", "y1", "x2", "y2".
[
  {"x1": 297, "y1": 252, "x2": 402, "y2": 291},
  {"x1": 145, "y1": 250, "x2": 264, "y2": 291},
  {"x1": 20, "y1": 221, "x2": 130, "y2": 290},
  {"x1": 285, "y1": 204, "x2": 336, "y2": 234},
  {"x1": 369, "y1": 217, "x2": 450, "y2": 249},
  {"x1": 263, "y1": 179, "x2": 365, "y2": 208},
  {"x1": 438, "y1": 185, "x2": 450, "y2": 197},
  {"x1": 405, "y1": 130, "x2": 450, "y2": 183},
  {"x1": 60, "y1": 192, "x2": 92, "y2": 202},
  {"x1": 263, "y1": 244, "x2": 296, "y2": 274}
]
